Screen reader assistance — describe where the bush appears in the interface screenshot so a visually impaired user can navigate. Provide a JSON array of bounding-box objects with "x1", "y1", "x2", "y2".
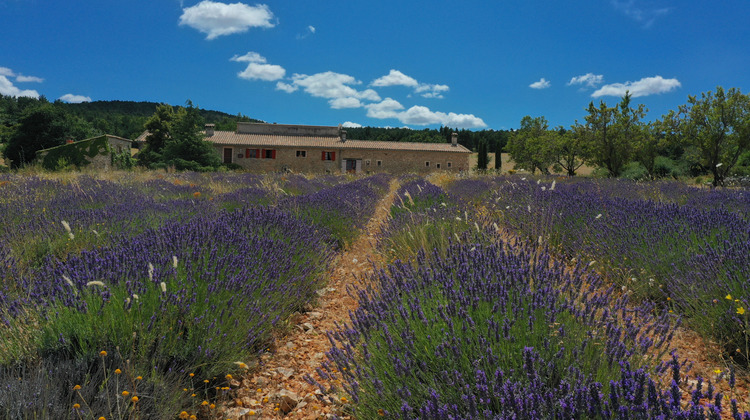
[
  {"x1": 620, "y1": 161, "x2": 649, "y2": 180},
  {"x1": 653, "y1": 156, "x2": 686, "y2": 179}
]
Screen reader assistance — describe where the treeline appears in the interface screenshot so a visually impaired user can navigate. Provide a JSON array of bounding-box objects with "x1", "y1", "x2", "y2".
[
  {"x1": 506, "y1": 86, "x2": 750, "y2": 186},
  {"x1": 345, "y1": 126, "x2": 510, "y2": 156},
  {"x1": 0, "y1": 96, "x2": 260, "y2": 168}
]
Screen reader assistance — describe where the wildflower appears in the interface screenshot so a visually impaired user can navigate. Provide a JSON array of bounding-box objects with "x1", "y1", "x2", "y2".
[
  {"x1": 225, "y1": 374, "x2": 232, "y2": 380},
  {"x1": 378, "y1": 408, "x2": 386, "y2": 416},
  {"x1": 114, "y1": 368, "x2": 122, "y2": 375},
  {"x1": 235, "y1": 362, "x2": 248, "y2": 369},
  {"x1": 249, "y1": 411, "x2": 256, "y2": 416},
  {"x1": 179, "y1": 412, "x2": 189, "y2": 419},
  {"x1": 135, "y1": 376, "x2": 142, "y2": 381},
  {"x1": 73, "y1": 385, "x2": 81, "y2": 390},
  {"x1": 160, "y1": 282, "x2": 167, "y2": 293},
  {"x1": 87, "y1": 281, "x2": 105, "y2": 287},
  {"x1": 738, "y1": 307, "x2": 746, "y2": 315},
  {"x1": 341, "y1": 396, "x2": 348, "y2": 403},
  {"x1": 209, "y1": 404, "x2": 215, "y2": 409},
  {"x1": 62, "y1": 275, "x2": 74, "y2": 287},
  {"x1": 714, "y1": 369, "x2": 722, "y2": 374},
  {"x1": 189, "y1": 373, "x2": 194, "y2": 377},
  {"x1": 189, "y1": 416, "x2": 197, "y2": 420},
  {"x1": 99, "y1": 417, "x2": 106, "y2": 420},
  {"x1": 99, "y1": 350, "x2": 107, "y2": 357},
  {"x1": 550, "y1": 180, "x2": 556, "y2": 191},
  {"x1": 257, "y1": 388, "x2": 262, "y2": 393},
  {"x1": 122, "y1": 391, "x2": 129, "y2": 396},
  {"x1": 131, "y1": 396, "x2": 138, "y2": 403},
  {"x1": 201, "y1": 401, "x2": 209, "y2": 406},
  {"x1": 73, "y1": 403, "x2": 80, "y2": 409},
  {"x1": 204, "y1": 380, "x2": 210, "y2": 384},
  {"x1": 726, "y1": 294, "x2": 733, "y2": 300},
  {"x1": 193, "y1": 191, "x2": 201, "y2": 198},
  {"x1": 172, "y1": 255, "x2": 178, "y2": 268},
  {"x1": 263, "y1": 397, "x2": 269, "y2": 403},
  {"x1": 148, "y1": 263, "x2": 154, "y2": 282},
  {"x1": 595, "y1": 213, "x2": 602, "y2": 219}
]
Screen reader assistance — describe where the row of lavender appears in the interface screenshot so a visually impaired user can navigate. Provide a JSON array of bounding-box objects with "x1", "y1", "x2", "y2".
[
  {"x1": 320, "y1": 178, "x2": 748, "y2": 419},
  {"x1": 446, "y1": 176, "x2": 750, "y2": 369},
  {"x1": 0, "y1": 172, "x2": 388, "y2": 418}
]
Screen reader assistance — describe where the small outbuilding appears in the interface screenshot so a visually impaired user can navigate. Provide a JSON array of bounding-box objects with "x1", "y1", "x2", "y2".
[{"x1": 36, "y1": 135, "x2": 133, "y2": 170}]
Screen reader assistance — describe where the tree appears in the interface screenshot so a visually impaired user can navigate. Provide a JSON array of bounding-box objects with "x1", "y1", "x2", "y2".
[
  {"x1": 3, "y1": 104, "x2": 93, "y2": 168},
  {"x1": 554, "y1": 125, "x2": 590, "y2": 176},
  {"x1": 670, "y1": 86, "x2": 750, "y2": 186},
  {"x1": 506, "y1": 115, "x2": 555, "y2": 174},
  {"x1": 583, "y1": 92, "x2": 646, "y2": 177},
  {"x1": 161, "y1": 101, "x2": 221, "y2": 171},
  {"x1": 138, "y1": 104, "x2": 175, "y2": 167},
  {"x1": 476, "y1": 138, "x2": 490, "y2": 170}
]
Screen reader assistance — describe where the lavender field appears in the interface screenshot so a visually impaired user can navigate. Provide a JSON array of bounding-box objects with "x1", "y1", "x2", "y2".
[{"x1": 1, "y1": 172, "x2": 749, "y2": 419}]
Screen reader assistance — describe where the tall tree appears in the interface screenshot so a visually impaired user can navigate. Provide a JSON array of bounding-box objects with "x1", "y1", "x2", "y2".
[
  {"x1": 139, "y1": 104, "x2": 175, "y2": 167},
  {"x1": 3, "y1": 104, "x2": 92, "y2": 168},
  {"x1": 670, "y1": 86, "x2": 750, "y2": 186},
  {"x1": 476, "y1": 138, "x2": 489, "y2": 170},
  {"x1": 506, "y1": 115, "x2": 555, "y2": 174},
  {"x1": 161, "y1": 101, "x2": 221, "y2": 171},
  {"x1": 554, "y1": 125, "x2": 590, "y2": 176},
  {"x1": 583, "y1": 92, "x2": 646, "y2": 177}
]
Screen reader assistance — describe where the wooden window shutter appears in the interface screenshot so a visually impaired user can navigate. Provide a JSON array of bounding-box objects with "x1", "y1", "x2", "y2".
[
  {"x1": 245, "y1": 148, "x2": 250, "y2": 158},
  {"x1": 271, "y1": 150, "x2": 276, "y2": 159},
  {"x1": 321, "y1": 151, "x2": 326, "y2": 160},
  {"x1": 331, "y1": 151, "x2": 336, "y2": 161},
  {"x1": 256, "y1": 149, "x2": 260, "y2": 158},
  {"x1": 260, "y1": 149, "x2": 265, "y2": 159}
]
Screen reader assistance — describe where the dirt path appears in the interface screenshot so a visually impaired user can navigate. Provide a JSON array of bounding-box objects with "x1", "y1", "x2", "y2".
[{"x1": 221, "y1": 180, "x2": 400, "y2": 419}]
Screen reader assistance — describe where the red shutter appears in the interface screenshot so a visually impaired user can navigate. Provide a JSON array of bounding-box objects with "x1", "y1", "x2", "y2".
[
  {"x1": 255, "y1": 149, "x2": 260, "y2": 158},
  {"x1": 260, "y1": 149, "x2": 265, "y2": 159},
  {"x1": 321, "y1": 151, "x2": 326, "y2": 160},
  {"x1": 271, "y1": 150, "x2": 276, "y2": 159},
  {"x1": 331, "y1": 151, "x2": 336, "y2": 161},
  {"x1": 245, "y1": 148, "x2": 250, "y2": 158}
]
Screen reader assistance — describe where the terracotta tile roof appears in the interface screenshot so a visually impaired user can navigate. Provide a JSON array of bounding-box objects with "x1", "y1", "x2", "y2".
[{"x1": 135, "y1": 130, "x2": 471, "y2": 154}]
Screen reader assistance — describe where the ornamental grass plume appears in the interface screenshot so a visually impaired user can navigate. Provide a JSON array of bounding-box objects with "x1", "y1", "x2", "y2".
[{"x1": 61, "y1": 220, "x2": 74, "y2": 240}]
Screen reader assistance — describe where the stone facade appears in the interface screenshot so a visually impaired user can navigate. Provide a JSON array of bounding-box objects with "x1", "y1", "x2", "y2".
[
  {"x1": 205, "y1": 123, "x2": 471, "y2": 174},
  {"x1": 36, "y1": 135, "x2": 133, "y2": 170}
]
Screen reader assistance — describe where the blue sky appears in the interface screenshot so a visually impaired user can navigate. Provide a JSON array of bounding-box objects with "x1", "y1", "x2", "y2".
[{"x1": 1, "y1": 0, "x2": 749, "y2": 131}]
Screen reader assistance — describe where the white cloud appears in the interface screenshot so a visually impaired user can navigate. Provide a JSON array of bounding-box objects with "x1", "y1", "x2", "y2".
[
  {"x1": 230, "y1": 52, "x2": 267, "y2": 63},
  {"x1": 0, "y1": 76, "x2": 40, "y2": 98},
  {"x1": 611, "y1": 0, "x2": 671, "y2": 27},
  {"x1": 591, "y1": 75, "x2": 680, "y2": 98},
  {"x1": 568, "y1": 73, "x2": 603, "y2": 88},
  {"x1": 341, "y1": 121, "x2": 362, "y2": 128},
  {"x1": 276, "y1": 81, "x2": 298, "y2": 93},
  {"x1": 58, "y1": 94, "x2": 91, "y2": 103},
  {"x1": 529, "y1": 78, "x2": 551, "y2": 89},
  {"x1": 179, "y1": 1, "x2": 275, "y2": 40},
  {"x1": 16, "y1": 75, "x2": 44, "y2": 83},
  {"x1": 308, "y1": 25, "x2": 316, "y2": 34},
  {"x1": 329, "y1": 97, "x2": 362, "y2": 109},
  {"x1": 238, "y1": 63, "x2": 285, "y2": 81},
  {"x1": 371, "y1": 69, "x2": 419, "y2": 88},
  {"x1": 0, "y1": 67, "x2": 14, "y2": 77},
  {"x1": 296, "y1": 25, "x2": 316, "y2": 40},
  {"x1": 371, "y1": 69, "x2": 450, "y2": 99},
  {"x1": 365, "y1": 99, "x2": 485, "y2": 128},
  {"x1": 365, "y1": 98, "x2": 404, "y2": 119},
  {"x1": 231, "y1": 52, "x2": 285, "y2": 81}
]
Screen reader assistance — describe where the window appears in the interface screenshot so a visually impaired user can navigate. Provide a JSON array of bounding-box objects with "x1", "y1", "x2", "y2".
[
  {"x1": 365, "y1": 159, "x2": 371, "y2": 166},
  {"x1": 321, "y1": 151, "x2": 336, "y2": 161},
  {"x1": 264, "y1": 149, "x2": 276, "y2": 159},
  {"x1": 245, "y1": 148, "x2": 260, "y2": 159},
  {"x1": 296, "y1": 150, "x2": 307, "y2": 158},
  {"x1": 425, "y1": 161, "x2": 430, "y2": 167},
  {"x1": 377, "y1": 160, "x2": 382, "y2": 167},
  {"x1": 436, "y1": 163, "x2": 441, "y2": 169},
  {"x1": 447, "y1": 161, "x2": 452, "y2": 168}
]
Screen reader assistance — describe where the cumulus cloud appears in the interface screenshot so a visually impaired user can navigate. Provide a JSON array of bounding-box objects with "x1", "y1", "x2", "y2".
[
  {"x1": 308, "y1": 25, "x2": 316, "y2": 34},
  {"x1": 341, "y1": 121, "x2": 362, "y2": 128},
  {"x1": 297, "y1": 25, "x2": 316, "y2": 39},
  {"x1": 278, "y1": 71, "x2": 380, "y2": 108},
  {"x1": 16, "y1": 75, "x2": 44, "y2": 83},
  {"x1": 329, "y1": 97, "x2": 362, "y2": 109},
  {"x1": 529, "y1": 78, "x2": 551, "y2": 89},
  {"x1": 568, "y1": 73, "x2": 603, "y2": 88},
  {"x1": 611, "y1": 0, "x2": 671, "y2": 27},
  {"x1": 179, "y1": 1, "x2": 275, "y2": 40},
  {"x1": 0, "y1": 67, "x2": 14, "y2": 77},
  {"x1": 371, "y1": 69, "x2": 450, "y2": 99},
  {"x1": 365, "y1": 98, "x2": 485, "y2": 128},
  {"x1": 231, "y1": 52, "x2": 285, "y2": 81},
  {"x1": 58, "y1": 94, "x2": 91, "y2": 103},
  {"x1": 275, "y1": 81, "x2": 298, "y2": 93},
  {"x1": 371, "y1": 69, "x2": 419, "y2": 88},
  {"x1": 591, "y1": 75, "x2": 680, "y2": 98},
  {"x1": 0, "y1": 76, "x2": 40, "y2": 98}
]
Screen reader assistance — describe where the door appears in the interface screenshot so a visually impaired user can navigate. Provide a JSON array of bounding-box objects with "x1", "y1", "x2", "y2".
[
  {"x1": 345, "y1": 159, "x2": 357, "y2": 173},
  {"x1": 223, "y1": 148, "x2": 233, "y2": 164}
]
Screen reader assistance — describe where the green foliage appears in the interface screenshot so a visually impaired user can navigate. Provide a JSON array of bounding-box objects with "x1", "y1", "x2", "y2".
[
  {"x1": 38, "y1": 136, "x2": 110, "y2": 170},
  {"x1": 506, "y1": 115, "x2": 555, "y2": 174},
  {"x1": 619, "y1": 161, "x2": 649, "y2": 181},
  {"x1": 555, "y1": 125, "x2": 591, "y2": 176},
  {"x1": 476, "y1": 138, "x2": 490, "y2": 170},
  {"x1": 653, "y1": 156, "x2": 686, "y2": 179},
  {"x1": 344, "y1": 125, "x2": 509, "y2": 153},
  {"x1": 671, "y1": 86, "x2": 750, "y2": 186},
  {"x1": 161, "y1": 102, "x2": 221, "y2": 171},
  {"x1": 3, "y1": 103, "x2": 94, "y2": 168}
]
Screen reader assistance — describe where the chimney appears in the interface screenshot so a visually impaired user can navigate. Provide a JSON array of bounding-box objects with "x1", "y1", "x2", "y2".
[
  {"x1": 451, "y1": 132, "x2": 458, "y2": 147},
  {"x1": 340, "y1": 130, "x2": 347, "y2": 142},
  {"x1": 205, "y1": 124, "x2": 215, "y2": 137}
]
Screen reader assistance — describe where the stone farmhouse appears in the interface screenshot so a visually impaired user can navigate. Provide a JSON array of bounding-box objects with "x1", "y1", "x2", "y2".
[{"x1": 136, "y1": 122, "x2": 471, "y2": 174}]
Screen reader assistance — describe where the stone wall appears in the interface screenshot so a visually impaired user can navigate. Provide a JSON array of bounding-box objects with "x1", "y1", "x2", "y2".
[
  {"x1": 236, "y1": 122, "x2": 340, "y2": 137},
  {"x1": 216, "y1": 145, "x2": 470, "y2": 174}
]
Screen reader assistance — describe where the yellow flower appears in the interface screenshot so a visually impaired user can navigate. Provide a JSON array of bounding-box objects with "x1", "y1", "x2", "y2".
[
  {"x1": 189, "y1": 416, "x2": 197, "y2": 420},
  {"x1": 114, "y1": 369, "x2": 121, "y2": 375},
  {"x1": 73, "y1": 403, "x2": 81, "y2": 409},
  {"x1": 193, "y1": 192, "x2": 201, "y2": 198},
  {"x1": 225, "y1": 374, "x2": 232, "y2": 380},
  {"x1": 256, "y1": 388, "x2": 262, "y2": 393},
  {"x1": 135, "y1": 376, "x2": 142, "y2": 381},
  {"x1": 191, "y1": 393, "x2": 196, "y2": 397},
  {"x1": 99, "y1": 350, "x2": 107, "y2": 357},
  {"x1": 131, "y1": 396, "x2": 138, "y2": 403},
  {"x1": 99, "y1": 417, "x2": 106, "y2": 420},
  {"x1": 179, "y1": 412, "x2": 189, "y2": 420},
  {"x1": 341, "y1": 396, "x2": 348, "y2": 403},
  {"x1": 714, "y1": 369, "x2": 722, "y2": 374},
  {"x1": 209, "y1": 404, "x2": 215, "y2": 409},
  {"x1": 201, "y1": 401, "x2": 209, "y2": 406},
  {"x1": 73, "y1": 385, "x2": 81, "y2": 390},
  {"x1": 204, "y1": 379, "x2": 209, "y2": 384},
  {"x1": 250, "y1": 411, "x2": 256, "y2": 415},
  {"x1": 726, "y1": 294, "x2": 733, "y2": 300},
  {"x1": 122, "y1": 391, "x2": 130, "y2": 397},
  {"x1": 378, "y1": 408, "x2": 386, "y2": 416},
  {"x1": 263, "y1": 397, "x2": 269, "y2": 403},
  {"x1": 189, "y1": 373, "x2": 194, "y2": 377},
  {"x1": 738, "y1": 307, "x2": 746, "y2": 315},
  {"x1": 235, "y1": 362, "x2": 248, "y2": 369}
]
